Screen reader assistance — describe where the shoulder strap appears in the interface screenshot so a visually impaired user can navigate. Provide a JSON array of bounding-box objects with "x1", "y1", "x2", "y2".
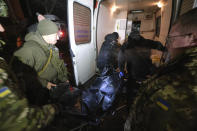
[
  {"x1": 38, "y1": 48, "x2": 53, "y2": 76},
  {"x1": 25, "y1": 40, "x2": 53, "y2": 76}
]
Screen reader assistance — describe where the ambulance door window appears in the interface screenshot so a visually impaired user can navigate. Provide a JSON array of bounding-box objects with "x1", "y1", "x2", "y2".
[{"x1": 73, "y1": 2, "x2": 91, "y2": 45}]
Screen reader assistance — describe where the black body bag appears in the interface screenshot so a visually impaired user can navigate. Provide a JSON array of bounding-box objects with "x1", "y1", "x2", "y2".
[{"x1": 81, "y1": 67, "x2": 122, "y2": 116}]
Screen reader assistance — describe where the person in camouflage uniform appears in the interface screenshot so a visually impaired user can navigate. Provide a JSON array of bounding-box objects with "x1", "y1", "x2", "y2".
[
  {"x1": 0, "y1": 0, "x2": 8, "y2": 17},
  {"x1": 0, "y1": 0, "x2": 7, "y2": 51},
  {"x1": 0, "y1": 57, "x2": 57, "y2": 131},
  {"x1": 0, "y1": 1, "x2": 58, "y2": 130},
  {"x1": 124, "y1": 8, "x2": 197, "y2": 131}
]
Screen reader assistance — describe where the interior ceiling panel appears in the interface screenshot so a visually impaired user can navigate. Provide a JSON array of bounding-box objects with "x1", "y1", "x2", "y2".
[{"x1": 105, "y1": 0, "x2": 162, "y2": 12}]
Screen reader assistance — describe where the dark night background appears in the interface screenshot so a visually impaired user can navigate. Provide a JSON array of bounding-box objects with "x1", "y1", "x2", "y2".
[{"x1": 19, "y1": 0, "x2": 68, "y2": 25}]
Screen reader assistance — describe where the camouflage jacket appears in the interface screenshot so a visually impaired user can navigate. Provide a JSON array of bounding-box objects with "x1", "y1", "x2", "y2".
[
  {"x1": 124, "y1": 47, "x2": 197, "y2": 131},
  {"x1": 0, "y1": 57, "x2": 56, "y2": 131}
]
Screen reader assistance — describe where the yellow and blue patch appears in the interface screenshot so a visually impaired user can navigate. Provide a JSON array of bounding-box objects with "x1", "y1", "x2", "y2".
[
  {"x1": 156, "y1": 98, "x2": 170, "y2": 111},
  {"x1": 0, "y1": 87, "x2": 11, "y2": 98}
]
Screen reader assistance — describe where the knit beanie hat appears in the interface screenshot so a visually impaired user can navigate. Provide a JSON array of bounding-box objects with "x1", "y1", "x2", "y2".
[{"x1": 37, "y1": 19, "x2": 58, "y2": 35}]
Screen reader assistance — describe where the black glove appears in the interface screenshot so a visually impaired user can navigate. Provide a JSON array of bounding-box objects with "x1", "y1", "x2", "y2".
[
  {"x1": 54, "y1": 101, "x2": 87, "y2": 118},
  {"x1": 58, "y1": 87, "x2": 81, "y2": 107},
  {"x1": 50, "y1": 82, "x2": 71, "y2": 102},
  {"x1": 50, "y1": 84, "x2": 82, "y2": 110}
]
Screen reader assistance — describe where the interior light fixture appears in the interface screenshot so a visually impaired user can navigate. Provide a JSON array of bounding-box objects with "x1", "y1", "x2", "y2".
[
  {"x1": 157, "y1": 1, "x2": 163, "y2": 8},
  {"x1": 111, "y1": 5, "x2": 117, "y2": 13},
  {"x1": 130, "y1": 10, "x2": 144, "y2": 14}
]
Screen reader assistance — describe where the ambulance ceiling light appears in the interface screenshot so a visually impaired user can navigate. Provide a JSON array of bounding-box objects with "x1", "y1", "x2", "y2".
[
  {"x1": 111, "y1": 4, "x2": 118, "y2": 13},
  {"x1": 157, "y1": 1, "x2": 163, "y2": 8},
  {"x1": 130, "y1": 9, "x2": 144, "y2": 14}
]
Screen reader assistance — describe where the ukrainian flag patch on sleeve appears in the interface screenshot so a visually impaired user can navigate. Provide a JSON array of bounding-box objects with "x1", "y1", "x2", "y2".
[
  {"x1": 156, "y1": 98, "x2": 170, "y2": 111},
  {"x1": 0, "y1": 87, "x2": 11, "y2": 98}
]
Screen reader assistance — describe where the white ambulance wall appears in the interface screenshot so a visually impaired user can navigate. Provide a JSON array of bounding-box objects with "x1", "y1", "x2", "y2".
[
  {"x1": 140, "y1": 18, "x2": 155, "y2": 39},
  {"x1": 154, "y1": 0, "x2": 172, "y2": 44},
  {"x1": 97, "y1": 4, "x2": 116, "y2": 52},
  {"x1": 115, "y1": 11, "x2": 127, "y2": 44},
  {"x1": 152, "y1": 0, "x2": 172, "y2": 59},
  {"x1": 125, "y1": 20, "x2": 132, "y2": 41}
]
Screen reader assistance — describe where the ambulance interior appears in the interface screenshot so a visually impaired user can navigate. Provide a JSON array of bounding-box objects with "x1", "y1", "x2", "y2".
[
  {"x1": 68, "y1": 0, "x2": 196, "y2": 86},
  {"x1": 97, "y1": 0, "x2": 196, "y2": 67}
]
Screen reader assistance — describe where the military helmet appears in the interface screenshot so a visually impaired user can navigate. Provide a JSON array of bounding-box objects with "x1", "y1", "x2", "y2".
[{"x1": 0, "y1": 0, "x2": 8, "y2": 17}]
